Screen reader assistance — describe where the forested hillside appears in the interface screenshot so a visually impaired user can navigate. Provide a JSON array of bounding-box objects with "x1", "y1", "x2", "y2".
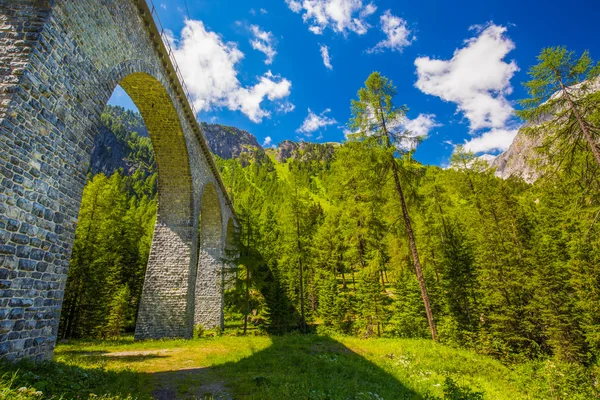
[
  {"x1": 59, "y1": 50, "x2": 600, "y2": 397},
  {"x1": 218, "y1": 132, "x2": 600, "y2": 364},
  {"x1": 217, "y1": 56, "x2": 600, "y2": 372}
]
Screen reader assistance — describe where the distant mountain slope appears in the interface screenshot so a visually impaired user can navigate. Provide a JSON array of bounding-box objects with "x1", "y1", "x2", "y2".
[
  {"x1": 486, "y1": 78, "x2": 600, "y2": 183},
  {"x1": 91, "y1": 106, "x2": 343, "y2": 181},
  {"x1": 275, "y1": 140, "x2": 338, "y2": 163},
  {"x1": 487, "y1": 126, "x2": 544, "y2": 183},
  {"x1": 90, "y1": 105, "x2": 154, "y2": 177},
  {"x1": 200, "y1": 123, "x2": 262, "y2": 159},
  {"x1": 90, "y1": 106, "x2": 266, "y2": 177}
]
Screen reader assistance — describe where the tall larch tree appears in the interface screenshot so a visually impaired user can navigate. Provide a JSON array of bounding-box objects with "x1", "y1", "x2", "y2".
[{"x1": 349, "y1": 72, "x2": 437, "y2": 341}]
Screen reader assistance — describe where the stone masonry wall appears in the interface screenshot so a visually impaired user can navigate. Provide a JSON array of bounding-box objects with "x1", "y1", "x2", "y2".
[
  {"x1": 0, "y1": 0, "x2": 235, "y2": 360},
  {"x1": 195, "y1": 182, "x2": 223, "y2": 330}
]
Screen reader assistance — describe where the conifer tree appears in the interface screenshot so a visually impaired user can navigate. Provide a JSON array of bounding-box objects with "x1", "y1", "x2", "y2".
[
  {"x1": 356, "y1": 270, "x2": 388, "y2": 337},
  {"x1": 105, "y1": 285, "x2": 130, "y2": 338},
  {"x1": 518, "y1": 47, "x2": 600, "y2": 169},
  {"x1": 349, "y1": 72, "x2": 437, "y2": 340}
]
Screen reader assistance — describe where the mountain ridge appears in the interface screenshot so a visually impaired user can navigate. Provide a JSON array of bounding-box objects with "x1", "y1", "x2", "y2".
[
  {"x1": 90, "y1": 106, "x2": 341, "y2": 177},
  {"x1": 94, "y1": 105, "x2": 544, "y2": 183}
]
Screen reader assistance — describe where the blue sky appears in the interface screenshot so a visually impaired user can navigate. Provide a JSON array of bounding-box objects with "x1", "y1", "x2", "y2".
[{"x1": 109, "y1": 0, "x2": 600, "y2": 166}]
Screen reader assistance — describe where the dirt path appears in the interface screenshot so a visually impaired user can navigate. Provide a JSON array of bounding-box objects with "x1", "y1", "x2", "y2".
[
  {"x1": 103, "y1": 349, "x2": 172, "y2": 357},
  {"x1": 75, "y1": 348, "x2": 233, "y2": 399},
  {"x1": 151, "y1": 367, "x2": 232, "y2": 400}
]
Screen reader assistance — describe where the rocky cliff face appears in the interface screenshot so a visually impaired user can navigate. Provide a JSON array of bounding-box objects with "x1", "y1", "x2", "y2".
[
  {"x1": 276, "y1": 140, "x2": 338, "y2": 163},
  {"x1": 487, "y1": 126, "x2": 544, "y2": 183},
  {"x1": 90, "y1": 124, "x2": 142, "y2": 176},
  {"x1": 200, "y1": 123, "x2": 262, "y2": 159},
  {"x1": 487, "y1": 78, "x2": 600, "y2": 183},
  {"x1": 90, "y1": 105, "x2": 153, "y2": 177}
]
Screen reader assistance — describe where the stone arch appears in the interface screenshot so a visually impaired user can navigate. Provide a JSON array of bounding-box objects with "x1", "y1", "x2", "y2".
[
  {"x1": 60, "y1": 67, "x2": 196, "y2": 342},
  {"x1": 194, "y1": 182, "x2": 224, "y2": 329},
  {"x1": 0, "y1": 0, "x2": 234, "y2": 361},
  {"x1": 107, "y1": 71, "x2": 196, "y2": 341}
]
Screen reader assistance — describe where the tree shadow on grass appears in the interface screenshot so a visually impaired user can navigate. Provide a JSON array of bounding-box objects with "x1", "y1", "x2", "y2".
[
  {"x1": 1, "y1": 334, "x2": 430, "y2": 399},
  {"x1": 151, "y1": 334, "x2": 426, "y2": 400},
  {"x1": 0, "y1": 358, "x2": 153, "y2": 399}
]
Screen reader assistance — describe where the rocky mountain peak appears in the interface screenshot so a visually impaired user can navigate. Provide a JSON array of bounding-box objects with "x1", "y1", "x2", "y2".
[{"x1": 200, "y1": 123, "x2": 262, "y2": 159}]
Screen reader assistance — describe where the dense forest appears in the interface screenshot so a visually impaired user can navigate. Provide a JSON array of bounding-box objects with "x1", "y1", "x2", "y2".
[{"x1": 61, "y1": 47, "x2": 600, "y2": 373}]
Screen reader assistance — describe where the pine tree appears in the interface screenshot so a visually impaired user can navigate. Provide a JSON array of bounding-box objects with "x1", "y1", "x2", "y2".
[
  {"x1": 356, "y1": 270, "x2": 389, "y2": 338},
  {"x1": 105, "y1": 285, "x2": 130, "y2": 338},
  {"x1": 389, "y1": 266, "x2": 430, "y2": 339}
]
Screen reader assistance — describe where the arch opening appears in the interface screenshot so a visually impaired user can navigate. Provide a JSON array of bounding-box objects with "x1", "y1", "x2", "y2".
[{"x1": 59, "y1": 72, "x2": 195, "y2": 341}]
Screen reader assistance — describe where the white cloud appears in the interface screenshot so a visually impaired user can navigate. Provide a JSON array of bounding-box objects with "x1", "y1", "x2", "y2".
[
  {"x1": 463, "y1": 128, "x2": 518, "y2": 153},
  {"x1": 402, "y1": 113, "x2": 440, "y2": 138},
  {"x1": 165, "y1": 19, "x2": 291, "y2": 123},
  {"x1": 297, "y1": 108, "x2": 337, "y2": 135},
  {"x1": 277, "y1": 101, "x2": 296, "y2": 113},
  {"x1": 415, "y1": 23, "x2": 518, "y2": 132},
  {"x1": 231, "y1": 71, "x2": 292, "y2": 122},
  {"x1": 415, "y1": 23, "x2": 520, "y2": 154},
  {"x1": 160, "y1": 3, "x2": 167, "y2": 10},
  {"x1": 346, "y1": 106, "x2": 438, "y2": 150},
  {"x1": 260, "y1": 8, "x2": 268, "y2": 14},
  {"x1": 368, "y1": 10, "x2": 413, "y2": 53},
  {"x1": 285, "y1": 0, "x2": 377, "y2": 36},
  {"x1": 382, "y1": 113, "x2": 439, "y2": 151},
  {"x1": 286, "y1": 0, "x2": 303, "y2": 12},
  {"x1": 320, "y1": 44, "x2": 333, "y2": 69},
  {"x1": 262, "y1": 136, "x2": 273, "y2": 147},
  {"x1": 250, "y1": 25, "x2": 277, "y2": 64}
]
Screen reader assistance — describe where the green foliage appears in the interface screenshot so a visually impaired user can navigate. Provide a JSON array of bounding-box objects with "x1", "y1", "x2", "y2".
[
  {"x1": 0, "y1": 360, "x2": 142, "y2": 399},
  {"x1": 442, "y1": 378, "x2": 484, "y2": 400},
  {"x1": 389, "y1": 268, "x2": 430, "y2": 339},
  {"x1": 105, "y1": 285, "x2": 131, "y2": 339},
  {"x1": 47, "y1": 335, "x2": 599, "y2": 399},
  {"x1": 0, "y1": 372, "x2": 43, "y2": 400},
  {"x1": 101, "y1": 105, "x2": 155, "y2": 172},
  {"x1": 62, "y1": 59, "x2": 600, "y2": 396},
  {"x1": 60, "y1": 106, "x2": 158, "y2": 340},
  {"x1": 194, "y1": 324, "x2": 205, "y2": 339},
  {"x1": 517, "y1": 46, "x2": 600, "y2": 174},
  {"x1": 215, "y1": 84, "x2": 600, "y2": 373}
]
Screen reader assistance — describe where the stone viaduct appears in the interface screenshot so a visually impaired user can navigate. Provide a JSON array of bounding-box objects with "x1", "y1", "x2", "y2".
[{"x1": 0, "y1": 0, "x2": 237, "y2": 360}]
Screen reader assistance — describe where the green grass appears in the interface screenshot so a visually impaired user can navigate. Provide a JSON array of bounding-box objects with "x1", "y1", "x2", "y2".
[{"x1": 0, "y1": 334, "x2": 597, "y2": 399}]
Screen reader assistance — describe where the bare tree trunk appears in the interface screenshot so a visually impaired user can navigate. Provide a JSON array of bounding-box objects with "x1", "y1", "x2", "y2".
[
  {"x1": 298, "y1": 242, "x2": 306, "y2": 333},
  {"x1": 295, "y1": 187, "x2": 307, "y2": 333},
  {"x1": 391, "y1": 157, "x2": 438, "y2": 341},
  {"x1": 340, "y1": 255, "x2": 347, "y2": 289},
  {"x1": 243, "y1": 269, "x2": 249, "y2": 335},
  {"x1": 377, "y1": 99, "x2": 437, "y2": 341}
]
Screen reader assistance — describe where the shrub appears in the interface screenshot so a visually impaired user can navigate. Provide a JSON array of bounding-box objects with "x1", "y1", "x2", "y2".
[{"x1": 193, "y1": 324, "x2": 205, "y2": 339}]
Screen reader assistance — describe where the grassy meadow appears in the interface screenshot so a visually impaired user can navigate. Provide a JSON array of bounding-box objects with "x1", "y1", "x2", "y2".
[{"x1": 0, "y1": 333, "x2": 596, "y2": 399}]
